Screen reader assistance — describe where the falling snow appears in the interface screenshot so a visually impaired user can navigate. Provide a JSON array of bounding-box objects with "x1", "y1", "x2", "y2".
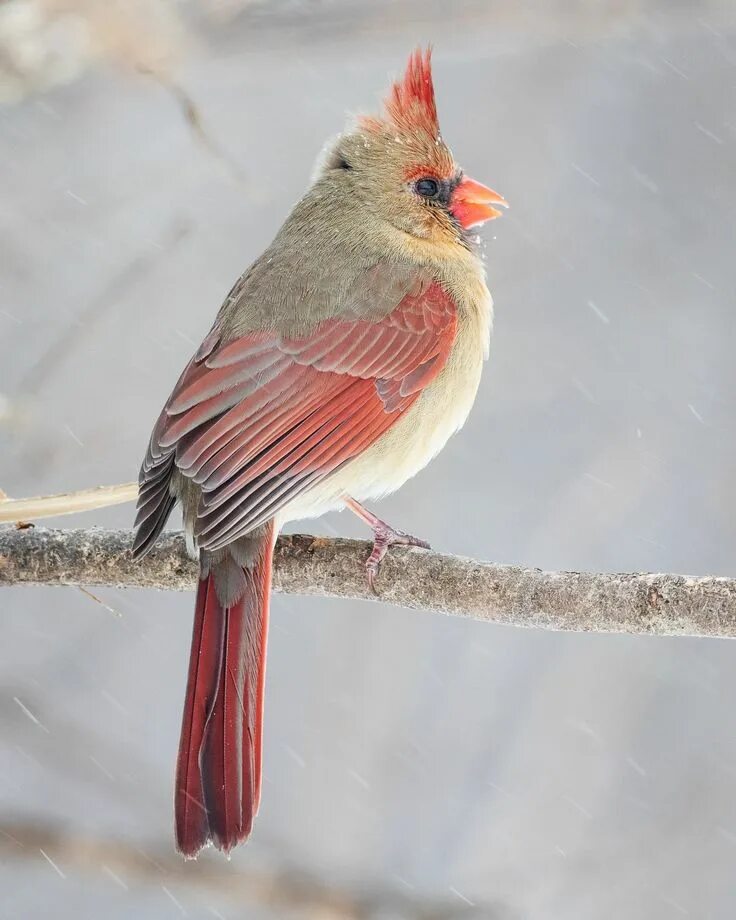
[
  {"x1": 586, "y1": 299, "x2": 610, "y2": 325},
  {"x1": 39, "y1": 850, "x2": 65, "y2": 879},
  {"x1": 1, "y1": 6, "x2": 735, "y2": 920},
  {"x1": 13, "y1": 697, "x2": 49, "y2": 733}
]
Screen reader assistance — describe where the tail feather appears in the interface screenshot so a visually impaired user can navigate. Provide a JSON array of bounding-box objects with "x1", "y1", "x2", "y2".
[
  {"x1": 174, "y1": 572, "x2": 224, "y2": 855},
  {"x1": 175, "y1": 524, "x2": 274, "y2": 857}
]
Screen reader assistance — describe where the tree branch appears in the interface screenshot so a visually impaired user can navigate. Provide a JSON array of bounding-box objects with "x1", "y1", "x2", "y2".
[
  {"x1": 0, "y1": 818, "x2": 486, "y2": 919},
  {"x1": 1, "y1": 527, "x2": 734, "y2": 639}
]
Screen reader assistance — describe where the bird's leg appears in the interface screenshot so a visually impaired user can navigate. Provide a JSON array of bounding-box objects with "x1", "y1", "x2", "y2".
[{"x1": 344, "y1": 496, "x2": 430, "y2": 593}]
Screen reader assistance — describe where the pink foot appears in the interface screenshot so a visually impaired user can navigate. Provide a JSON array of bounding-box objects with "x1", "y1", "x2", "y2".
[{"x1": 344, "y1": 497, "x2": 430, "y2": 593}]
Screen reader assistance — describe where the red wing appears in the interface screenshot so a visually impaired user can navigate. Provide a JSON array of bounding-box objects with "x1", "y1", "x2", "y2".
[{"x1": 133, "y1": 279, "x2": 456, "y2": 555}]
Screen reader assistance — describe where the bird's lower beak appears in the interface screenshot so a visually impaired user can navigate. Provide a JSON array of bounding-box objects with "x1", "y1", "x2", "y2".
[{"x1": 450, "y1": 176, "x2": 508, "y2": 229}]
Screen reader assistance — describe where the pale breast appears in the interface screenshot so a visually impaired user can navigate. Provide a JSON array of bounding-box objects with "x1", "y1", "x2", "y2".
[{"x1": 281, "y1": 273, "x2": 492, "y2": 524}]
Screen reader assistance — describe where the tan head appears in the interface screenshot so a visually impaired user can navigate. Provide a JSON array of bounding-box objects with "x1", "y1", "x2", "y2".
[{"x1": 316, "y1": 48, "x2": 507, "y2": 247}]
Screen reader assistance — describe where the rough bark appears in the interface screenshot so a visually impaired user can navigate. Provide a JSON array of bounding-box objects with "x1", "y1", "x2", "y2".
[{"x1": 1, "y1": 527, "x2": 735, "y2": 639}]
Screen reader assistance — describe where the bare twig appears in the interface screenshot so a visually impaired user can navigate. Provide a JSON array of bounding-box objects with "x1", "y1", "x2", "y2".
[
  {"x1": 0, "y1": 483, "x2": 138, "y2": 524},
  {"x1": 0, "y1": 818, "x2": 489, "y2": 919},
  {"x1": 144, "y1": 69, "x2": 251, "y2": 188},
  {"x1": 1, "y1": 527, "x2": 734, "y2": 639},
  {"x1": 15, "y1": 223, "x2": 188, "y2": 398}
]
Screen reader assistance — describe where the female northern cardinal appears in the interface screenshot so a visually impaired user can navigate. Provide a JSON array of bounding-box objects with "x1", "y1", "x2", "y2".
[{"x1": 133, "y1": 48, "x2": 506, "y2": 857}]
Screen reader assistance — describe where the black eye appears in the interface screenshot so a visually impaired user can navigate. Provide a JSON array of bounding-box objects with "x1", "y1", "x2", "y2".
[{"x1": 414, "y1": 177, "x2": 440, "y2": 199}]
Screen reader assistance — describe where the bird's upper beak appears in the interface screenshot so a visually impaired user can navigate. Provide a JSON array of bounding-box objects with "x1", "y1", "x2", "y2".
[{"x1": 450, "y1": 176, "x2": 508, "y2": 229}]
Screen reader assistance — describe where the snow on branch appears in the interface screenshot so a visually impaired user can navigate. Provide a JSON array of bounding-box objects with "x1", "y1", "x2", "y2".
[{"x1": 1, "y1": 527, "x2": 735, "y2": 639}]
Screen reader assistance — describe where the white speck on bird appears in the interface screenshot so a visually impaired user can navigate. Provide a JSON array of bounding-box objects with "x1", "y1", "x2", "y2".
[
  {"x1": 659, "y1": 57, "x2": 689, "y2": 79},
  {"x1": 586, "y1": 299, "x2": 610, "y2": 324},
  {"x1": 65, "y1": 189, "x2": 88, "y2": 206},
  {"x1": 691, "y1": 271, "x2": 715, "y2": 290},
  {"x1": 283, "y1": 744, "x2": 306, "y2": 768},
  {"x1": 626, "y1": 755, "x2": 647, "y2": 777},
  {"x1": 571, "y1": 377, "x2": 597, "y2": 403},
  {"x1": 348, "y1": 768, "x2": 370, "y2": 790},
  {"x1": 89, "y1": 755, "x2": 115, "y2": 781},
  {"x1": 64, "y1": 424, "x2": 84, "y2": 447},
  {"x1": 571, "y1": 162, "x2": 601, "y2": 188},
  {"x1": 688, "y1": 404, "x2": 705, "y2": 424},
  {"x1": 162, "y1": 886, "x2": 188, "y2": 916},
  {"x1": 102, "y1": 864, "x2": 128, "y2": 890},
  {"x1": 13, "y1": 697, "x2": 49, "y2": 733},
  {"x1": 695, "y1": 122, "x2": 724, "y2": 144},
  {"x1": 39, "y1": 849, "x2": 66, "y2": 878},
  {"x1": 449, "y1": 887, "x2": 475, "y2": 906}
]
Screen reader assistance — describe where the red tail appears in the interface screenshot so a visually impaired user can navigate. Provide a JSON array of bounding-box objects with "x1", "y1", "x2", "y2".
[{"x1": 175, "y1": 524, "x2": 275, "y2": 857}]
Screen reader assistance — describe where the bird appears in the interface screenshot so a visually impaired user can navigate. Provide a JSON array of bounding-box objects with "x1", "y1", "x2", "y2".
[{"x1": 132, "y1": 47, "x2": 507, "y2": 858}]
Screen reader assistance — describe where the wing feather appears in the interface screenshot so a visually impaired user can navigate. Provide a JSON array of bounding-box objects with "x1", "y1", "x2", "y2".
[{"x1": 133, "y1": 270, "x2": 457, "y2": 557}]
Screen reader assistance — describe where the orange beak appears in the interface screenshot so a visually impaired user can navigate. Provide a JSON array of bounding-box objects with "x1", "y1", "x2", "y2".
[{"x1": 450, "y1": 176, "x2": 508, "y2": 229}]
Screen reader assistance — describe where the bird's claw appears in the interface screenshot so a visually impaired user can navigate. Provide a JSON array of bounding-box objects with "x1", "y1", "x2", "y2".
[{"x1": 364, "y1": 523, "x2": 430, "y2": 594}]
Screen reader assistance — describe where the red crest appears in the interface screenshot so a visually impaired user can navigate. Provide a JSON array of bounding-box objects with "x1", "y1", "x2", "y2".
[{"x1": 363, "y1": 47, "x2": 440, "y2": 138}]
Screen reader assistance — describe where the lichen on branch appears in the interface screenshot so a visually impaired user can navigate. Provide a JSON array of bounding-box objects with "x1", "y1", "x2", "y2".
[{"x1": 1, "y1": 527, "x2": 735, "y2": 640}]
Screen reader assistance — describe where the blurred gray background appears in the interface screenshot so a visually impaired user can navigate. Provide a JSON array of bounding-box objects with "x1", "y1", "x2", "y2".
[{"x1": 1, "y1": 1, "x2": 735, "y2": 918}]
